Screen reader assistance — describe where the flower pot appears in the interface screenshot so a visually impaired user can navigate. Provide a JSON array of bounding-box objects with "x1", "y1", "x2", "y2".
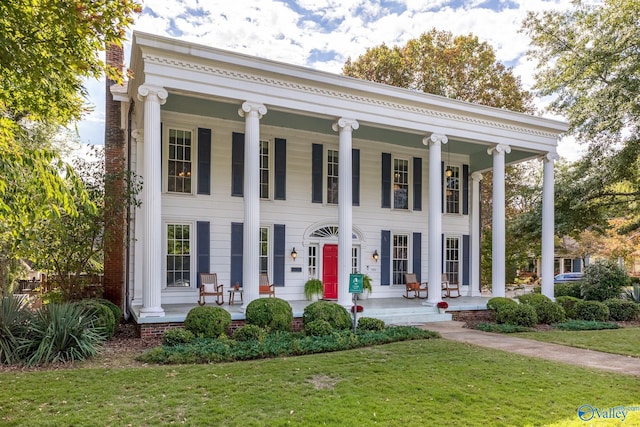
[
  {"x1": 310, "y1": 293, "x2": 320, "y2": 302},
  {"x1": 360, "y1": 290, "x2": 370, "y2": 300},
  {"x1": 438, "y1": 308, "x2": 446, "y2": 314}
]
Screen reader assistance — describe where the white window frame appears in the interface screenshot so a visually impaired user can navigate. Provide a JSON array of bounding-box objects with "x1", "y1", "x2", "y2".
[
  {"x1": 444, "y1": 235, "x2": 461, "y2": 284},
  {"x1": 164, "y1": 125, "x2": 197, "y2": 195},
  {"x1": 164, "y1": 221, "x2": 195, "y2": 289},
  {"x1": 351, "y1": 246, "x2": 360, "y2": 274},
  {"x1": 444, "y1": 164, "x2": 461, "y2": 214},
  {"x1": 393, "y1": 157, "x2": 410, "y2": 210},
  {"x1": 259, "y1": 226, "x2": 270, "y2": 276},
  {"x1": 308, "y1": 244, "x2": 319, "y2": 279},
  {"x1": 326, "y1": 148, "x2": 339, "y2": 205},
  {"x1": 259, "y1": 139, "x2": 272, "y2": 200},
  {"x1": 392, "y1": 233, "x2": 409, "y2": 285}
]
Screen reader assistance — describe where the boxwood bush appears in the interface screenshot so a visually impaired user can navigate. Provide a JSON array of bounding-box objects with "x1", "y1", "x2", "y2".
[
  {"x1": 184, "y1": 306, "x2": 231, "y2": 338},
  {"x1": 486, "y1": 297, "x2": 518, "y2": 312},
  {"x1": 92, "y1": 298, "x2": 122, "y2": 324},
  {"x1": 495, "y1": 304, "x2": 538, "y2": 327},
  {"x1": 245, "y1": 298, "x2": 293, "y2": 332},
  {"x1": 518, "y1": 294, "x2": 565, "y2": 324},
  {"x1": 555, "y1": 296, "x2": 582, "y2": 319},
  {"x1": 233, "y1": 324, "x2": 267, "y2": 342},
  {"x1": 357, "y1": 317, "x2": 386, "y2": 331},
  {"x1": 604, "y1": 298, "x2": 640, "y2": 321},
  {"x1": 77, "y1": 300, "x2": 116, "y2": 338},
  {"x1": 163, "y1": 328, "x2": 195, "y2": 346},
  {"x1": 576, "y1": 300, "x2": 610, "y2": 322},
  {"x1": 304, "y1": 319, "x2": 334, "y2": 337},
  {"x1": 303, "y1": 301, "x2": 351, "y2": 331}
]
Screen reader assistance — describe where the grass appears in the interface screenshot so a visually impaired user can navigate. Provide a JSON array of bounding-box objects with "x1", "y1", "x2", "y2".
[
  {"x1": 514, "y1": 327, "x2": 640, "y2": 358},
  {"x1": 1, "y1": 339, "x2": 639, "y2": 426}
]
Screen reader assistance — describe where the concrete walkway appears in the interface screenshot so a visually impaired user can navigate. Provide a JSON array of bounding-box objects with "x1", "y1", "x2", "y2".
[{"x1": 421, "y1": 321, "x2": 640, "y2": 377}]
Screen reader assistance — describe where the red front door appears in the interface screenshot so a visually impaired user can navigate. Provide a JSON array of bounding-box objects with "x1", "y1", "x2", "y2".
[{"x1": 322, "y1": 244, "x2": 338, "y2": 299}]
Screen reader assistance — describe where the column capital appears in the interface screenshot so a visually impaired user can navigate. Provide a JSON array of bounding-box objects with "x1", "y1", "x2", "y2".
[
  {"x1": 238, "y1": 101, "x2": 267, "y2": 118},
  {"x1": 487, "y1": 144, "x2": 511, "y2": 156},
  {"x1": 137, "y1": 84, "x2": 168, "y2": 105},
  {"x1": 471, "y1": 171, "x2": 483, "y2": 182},
  {"x1": 131, "y1": 129, "x2": 144, "y2": 142},
  {"x1": 541, "y1": 151, "x2": 560, "y2": 162},
  {"x1": 332, "y1": 118, "x2": 359, "y2": 132},
  {"x1": 423, "y1": 133, "x2": 448, "y2": 146}
]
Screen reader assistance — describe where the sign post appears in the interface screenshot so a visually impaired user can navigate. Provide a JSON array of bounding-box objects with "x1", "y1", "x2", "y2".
[{"x1": 349, "y1": 274, "x2": 363, "y2": 333}]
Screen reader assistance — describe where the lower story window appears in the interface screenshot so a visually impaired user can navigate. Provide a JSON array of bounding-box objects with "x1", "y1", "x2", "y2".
[
  {"x1": 259, "y1": 227, "x2": 269, "y2": 274},
  {"x1": 167, "y1": 224, "x2": 191, "y2": 287},
  {"x1": 393, "y1": 234, "x2": 408, "y2": 285},
  {"x1": 445, "y1": 236, "x2": 460, "y2": 284},
  {"x1": 308, "y1": 245, "x2": 318, "y2": 278},
  {"x1": 351, "y1": 246, "x2": 360, "y2": 274}
]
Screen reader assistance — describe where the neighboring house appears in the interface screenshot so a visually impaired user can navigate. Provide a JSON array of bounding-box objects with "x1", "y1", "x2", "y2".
[{"x1": 108, "y1": 32, "x2": 568, "y2": 319}]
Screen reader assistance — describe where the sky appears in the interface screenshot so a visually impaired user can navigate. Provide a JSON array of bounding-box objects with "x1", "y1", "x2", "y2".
[{"x1": 76, "y1": 0, "x2": 588, "y2": 161}]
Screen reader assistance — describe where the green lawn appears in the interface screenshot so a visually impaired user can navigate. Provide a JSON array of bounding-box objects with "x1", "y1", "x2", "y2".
[
  {"x1": 514, "y1": 327, "x2": 640, "y2": 358},
  {"x1": 1, "y1": 339, "x2": 639, "y2": 426}
]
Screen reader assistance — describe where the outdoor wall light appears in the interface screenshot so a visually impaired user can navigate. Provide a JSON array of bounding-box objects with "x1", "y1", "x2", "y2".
[
  {"x1": 372, "y1": 250, "x2": 379, "y2": 262},
  {"x1": 291, "y1": 247, "x2": 298, "y2": 261}
]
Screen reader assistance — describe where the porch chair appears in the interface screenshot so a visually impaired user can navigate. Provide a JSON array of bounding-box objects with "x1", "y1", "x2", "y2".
[
  {"x1": 403, "y1": 273, "x2": 428, "y2": 299},
  {"x1": 441, "y1": 273, "x2": 461, "y2": 298},
  {"x1": 259, "y1": 273, "x2": 276, "y2": 297},
  {"x1": 198, "y1": 273, "x2": 224, "y2": 306}
]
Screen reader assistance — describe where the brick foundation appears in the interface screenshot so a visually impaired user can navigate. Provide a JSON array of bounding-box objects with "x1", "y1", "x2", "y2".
[
  {"x1": 137, "y1": 317, "x2": 305, "y2": 339},
  {"x1": 450, "y1": 309, "x2": 494, "y2": 323}
]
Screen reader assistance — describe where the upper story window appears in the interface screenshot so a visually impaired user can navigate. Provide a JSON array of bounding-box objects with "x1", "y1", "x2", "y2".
[
  {"x1": 168, "y1": 129, "x2": 192, "y2": 193},
  {"x1": 445, "y1": 165, "x2": 461, "y2": 214},
  {"x1": 260, "y1": 140, "x2": 270, "y2": 199},
  {"x1": 393, "y1": 158, "x2": 409, "y2": 209},
  {"x1": 327, "y1": 149, "x2": 339, "y2": 204}
]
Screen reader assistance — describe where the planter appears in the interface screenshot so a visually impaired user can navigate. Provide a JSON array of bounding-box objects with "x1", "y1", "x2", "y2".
[
  {"x1": 359, "y1": 289, "x2": 370, "y2": 300},
  {"x1": 438, "y1": 308, "x2": 446, "y2": 314},
  {"x1": 310, "y1": 293, "x2": 320, "y2": 302}
]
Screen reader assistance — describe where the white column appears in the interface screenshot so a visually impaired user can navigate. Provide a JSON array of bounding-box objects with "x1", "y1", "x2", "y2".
[
  {"x1": 470, "y1": 172, "x2": 483, "y2": 296},
  {"x1": 425, "y1": 133, "x2": 447, "y2": 303},
  {"x1": 137, "y1": 85, "x2": 167, "y2": 317},
  {"x1": 541, "y1": 152, "x2": 558, "y2": 300},
  {"x1": 239, "y1": 102, "x2": 267, "y2": 308},
  {"x1": 332, "y1": 118, "x2": 359, "y2": 307},
  {"x1": 131, "y1": 129, "x2": 144, "y2": 303},
  {"x1": 487, "y1": 144, "x2": 511, "y2": 298}
]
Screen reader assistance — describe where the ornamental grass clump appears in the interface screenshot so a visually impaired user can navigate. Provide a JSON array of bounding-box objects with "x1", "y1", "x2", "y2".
[
  {"x1": 0, "y1": 295, "x2": 30, "y2": 364},
  {"x1": 184, "y1": 306, "x2": 231, "y2": 338},
  {"x1": 245, "y1": 298, "x2": 293, "y2": 332},
  {"x1": 303, "y1": 301, "x2": 351, "y2": 331}
]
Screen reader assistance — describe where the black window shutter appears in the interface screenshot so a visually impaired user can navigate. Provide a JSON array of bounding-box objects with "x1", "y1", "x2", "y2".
[
  {"x1": 413, "y1": 232, "x2": 421, "y2": 282},
  {"x1": 231, "y1": 132, "x2": 244, "y2": 197},
  {"x1": 381, "y1": 230, "x2": 390, "y2": 286},
  {"x1": 441, "y1": 161, "x2": 445, "y2": 213},
  {"x1": 197, "y1": 128, "x2": 211, "y2": 195},
  {"x1": 462, "y1": 235, "x2": 470, "y2": 286},
  {"x1": 413, "y1": 157, "x2": 422, "y2": 211},
  {"x1": 273, "y1": 224, "x2": 285, "y2": 286},
  {"x1": 312, "y1": 143, "x2": 323, "y2": 203},
  {"x1": 462, "y1": 164, "x2": 469, "y2": 215},
  {"x1": 230, "y1": 222, "x2": 243, "y2": 286},
  {"x1": 381, "y1": 153, "x2": 391, "y2": 208},
  {"x1": 274, "y1": 138, "x2": 287, "y2": 200},
  {"x1": 352, "y1": 148, "x2": 360, "y2": 206},
  {"x1": 197, "y1": 221, "x2": 210, "y2": 287}
]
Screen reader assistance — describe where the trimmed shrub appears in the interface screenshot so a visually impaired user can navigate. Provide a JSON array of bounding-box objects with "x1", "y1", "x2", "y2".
[
  {"x1": 581, "y1": 260, "x2": 630, "y2": 301},
  {"x1": 92, "y1": 298, "x2": 122, "y2": 324},
  {"x1": 518, "y1": 294, "x2": 565, "y2": 324},
  {"x1": 554, "y1": 282, "x2": 582, "y2": 299},
  {"x1": 576, "y1": 300, "x2": 610, "y2": 322},
  {"x1": 163, "y1": 328, "x2": 195, "y2": 346},
  {"x1": 304, "y1": 319, "x2": 334, "y2": 337},
  {"x1": 604, "y1": 298, "x2": 640, "y2": 321},
  {"x1": 495, "y1": 304, "x2": 538, "y2": 327},
  {"x1": 486, "y1": 297, "x2": 518, "y2": 312},
  {"x1": 184, "y1": 306, "x2": 231, "y2": 338},
  {"x1": 357, "y1": 317, "x2": 385, "y2": 331},
  {"x1": 0, "y1": 295, "x2": 31, "y2": 364},
  {"x1": 245, "y1": 298, "x2": 293, "y2": 332},
  {"x1": 555, "y1": 296, "x2": 582, "y2": 319},
  {"x1": 77, "y1": 300, "x2": 116, "y2": 338},
  {"x1": 233, "y1": 324, "x2": 267, "y2": 342},
  {"x1": 302, "y1": 301, "x2": 352, "y2": 331}
]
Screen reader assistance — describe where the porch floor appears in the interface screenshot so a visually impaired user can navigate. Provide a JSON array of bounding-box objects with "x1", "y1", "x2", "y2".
[{"x1": 130, "y1": 295, "x2": 492, "y2": 326}]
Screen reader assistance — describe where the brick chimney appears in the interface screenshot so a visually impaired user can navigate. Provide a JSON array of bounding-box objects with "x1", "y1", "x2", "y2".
[{"x1": 103, "y1": 43, "x2": 126, "y2": 309}]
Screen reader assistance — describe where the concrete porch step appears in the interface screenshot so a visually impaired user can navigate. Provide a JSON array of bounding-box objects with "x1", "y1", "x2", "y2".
[{"x1": 358, "y1": 305, "x2": 452, "y2": 325}]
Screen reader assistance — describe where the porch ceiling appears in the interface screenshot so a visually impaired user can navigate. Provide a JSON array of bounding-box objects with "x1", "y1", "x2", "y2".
[{"x1": 164, "y1": 93, "x2": 539, "y2": 172}]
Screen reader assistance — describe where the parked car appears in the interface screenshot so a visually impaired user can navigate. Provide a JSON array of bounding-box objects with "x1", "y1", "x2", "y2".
[{"x1": 554, "y1": 272, "x2": 583, "y2": 284}]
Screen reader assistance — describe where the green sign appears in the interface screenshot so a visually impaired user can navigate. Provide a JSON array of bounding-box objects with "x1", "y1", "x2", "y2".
[{"x1": 349, "y1": 274, "x2": 364, "y2": 293}]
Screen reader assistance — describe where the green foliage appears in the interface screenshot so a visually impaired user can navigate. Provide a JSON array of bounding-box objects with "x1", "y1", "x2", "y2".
[
  {"x1": 162, "y1": 328, "x2": 195, "y2": 346},
  {"x1": 486, "y1": 297, "x2": 517, "y2": 312},
  {"x1": 92, "y1": 298, "x2": 122, "y2": 324},
  {"x1": 495, "y1": 304, "x2": 538, "y2": 327},
  {"x1": 624, "y1": 284, "x2": 640, "y2": 303},
  {"x1": 184, "y1": 306, "x2": 231, "y2": 338},
  {"x1": 357, "y1": 317, "x2": 386, "y2": 331},
  {"x1": 554, "y1": 282, "x2": 582, "y2": 299},
  {"x1": 518, "y1": 294, "x2": 565, "y2": 324},
  {"x1": 576, "y1": 300, "x2": 610, "y2": 322},
  {"x1": 245, "y1": 298, "x2": 293, "y2": 333},
  {"x1": 77, "y1": 300, "x2": 116, "y2": 338},
  {"x1": 24, "y1": 302, "x2": 105, "y2": 366},
  {"x1": 580, "y1": 260, "x2": 629, "y2": 301},
  {"x1": 233, "y1": 325, "x2": 267, "y2": 342},
  {"x1": 362, "y1": 274, "x2": 373, "y2": 292},
  {"x1": 551, "y1": 320, "x2": 620, "y2": 331},
  {"x1": 304, "y1": 319, "x2": 334, "y2": 337},
  {"x1": 604, "y1": 298, "x2": 640, "y2": 321},
  {"x1": 0, "y1": 295, "x2": 30, "y2": 364},
  {"x1": 474, "y1": 323, "x2": 534, "y2": 333},
  {"x1": 137, "y1": 326, "x2": 438, "y2": 364},
  {"x1": 303, "y1": 279, "x2": 323, "y2": 300},
  {"x1": 302, "y1": 301, "x2": 352, "y2": 331},
  {"x1": 555, "y1": 296, "x2": 582, "y2": 319}
]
